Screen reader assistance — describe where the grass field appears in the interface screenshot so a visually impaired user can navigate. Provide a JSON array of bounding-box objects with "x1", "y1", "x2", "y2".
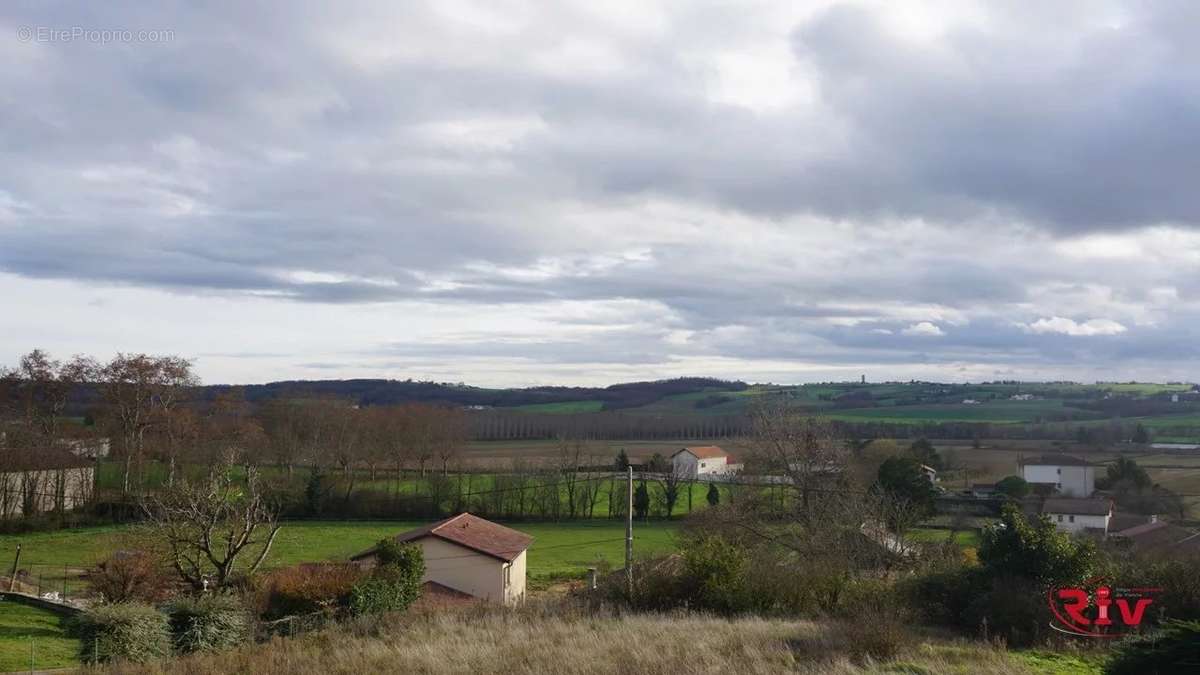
[
  {"x1": 907, "y1": 528, "x2": 981, "y2": 548},
  {"x1": 81, "y1": 603, "x2": 1104, "y2": 675},
  {"x1": 511, "y1": 400, "x2": 605, "y2": 414},
  {"x1": 825, "y1": 400, "x2": 1098, "y2": 425},
  {"x1": 0, "y1": 520, "x2": 680, "y2": 589},
  {"x1": 0, "y1": 599, "x2": 80, "y2": 672}
]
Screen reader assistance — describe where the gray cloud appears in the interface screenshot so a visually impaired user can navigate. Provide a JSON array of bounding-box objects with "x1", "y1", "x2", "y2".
[{"x1": 1, "y1": 1, "x2": 1199, "y2": 384}]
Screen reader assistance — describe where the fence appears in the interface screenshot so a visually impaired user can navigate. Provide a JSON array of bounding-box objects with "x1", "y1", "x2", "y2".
[{"x1": 3, "y1": 560, "x2": 91, "y2": 606}]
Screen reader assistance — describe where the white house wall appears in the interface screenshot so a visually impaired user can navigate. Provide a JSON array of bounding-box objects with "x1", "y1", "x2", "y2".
[
  {"x1": 417, "y1": 537, "x2": 507, "y2": 602},
  {"x1": 1047, "y1": 512, "x2": 1109, "y2": 534}
]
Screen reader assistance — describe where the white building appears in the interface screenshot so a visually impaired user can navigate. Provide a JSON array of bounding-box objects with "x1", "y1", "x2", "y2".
[
  {"x1": 670, "y1": 446, "x2": 740, "y2": 479},
  {"x1": 1020, "y1": 454, "x2": 1096, "y2": 497},
  {"x1": 0, "y1": 447, "x2": 95, "y2": 519},
  {"x1": 1042, "y1": 497, "x2": 1113, "y2": 535},
  {"x1": 919, "y1": 464, "x2": 937, "y2": 483},
  {"x1": 351, "y1": 513, "x2": 532, "y2": 605}
]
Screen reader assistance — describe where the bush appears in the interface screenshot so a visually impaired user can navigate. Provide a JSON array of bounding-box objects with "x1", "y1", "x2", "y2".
[
  {"x1": 841, "y1": 614, "x2": 913, "y2": 661},
  {"x1": 903, "y1": 566, "x2": 987, "y2": 627},
  {"x1": 349, "y1": 540, "x2": 424, "y2": 616},
  {"x1": 87, "y1": 551, "x2": 171, "y2": 604},
  {"x1": 680, "y1": 536, "x2": 748, "y2": 614},
  {"x1": 1113, "y1": 556, "x2": 1200, "y2": 625},
  {"x1": 67, "y1": 602, "x2": 172, "y2": 664},
  {"x1": 259, "y1": 563, "x2": 365, "y2": 618},
  {"x1": 963, "y1": 576, "x2": 1052, "y2": 647},
  {"x1": 166, "y1": 595, "x2": 253, "y2": 654},
  {"x1": 980, "y1": 504, "x2": 1096, "y2": 585},
  {"x1": 1105, "y1": 620, "x2": 1200, "y2": 675}
]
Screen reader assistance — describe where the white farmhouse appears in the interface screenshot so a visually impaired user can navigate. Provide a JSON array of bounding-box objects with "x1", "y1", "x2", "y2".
[
  {"x1": 1042, "y1": 497, "x2": 1113, "y2": 535},
  {"x1": 350, "y1": 513, "x2": 532, "y2": 605},
  {"x1": 670, "y1": 446, "x2": 740, "y2": 479},
  {"x1": 1020, "y1": 454, "x2": 1096, "y2": 497}
]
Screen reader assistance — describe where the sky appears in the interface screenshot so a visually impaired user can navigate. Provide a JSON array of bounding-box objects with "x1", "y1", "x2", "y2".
[{"x1": 2, "y1": 1, "x2": 1200, "y2": 387}]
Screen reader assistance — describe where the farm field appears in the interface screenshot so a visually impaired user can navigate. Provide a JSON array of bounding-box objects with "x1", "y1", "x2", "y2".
[
  {"x1": 907, "y1": 528, "x2": 981, "y2": 548},
  {"x1": 0, "y1": 600, "x2": 80, "y2": 672},
  {"x1": 0, "y1": 520, "x2": 681, "y2": 589},
  {"x1": 825, "y1": 400, "x2": 1098, "y2": 424}
]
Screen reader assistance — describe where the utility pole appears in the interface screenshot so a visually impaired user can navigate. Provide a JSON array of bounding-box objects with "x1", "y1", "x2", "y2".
[
  {"x1": 9, "y1": 545, "x2": 20, "y2": 592},
  {"x1": 628, "y1": 461, "x2": 638, "y2": 593}
]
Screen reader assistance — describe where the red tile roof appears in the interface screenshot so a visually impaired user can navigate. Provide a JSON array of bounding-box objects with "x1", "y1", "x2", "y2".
[
  {"x1": 1111, "y1": 520, "x2": 1200, "y2": 552},
  {"x1": 1043, "y1": 497, "x2": 1112, "y2": 516},
  {"x1": 673, "y1": 446, "x2": 727, "y2": 460},
  {"x1": 351, "y1": 513, "x2": 533, "y2": 563}
]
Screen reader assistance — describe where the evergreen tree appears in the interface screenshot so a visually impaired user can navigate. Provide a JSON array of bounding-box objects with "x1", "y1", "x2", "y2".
[
  {"x1": 634, "y1": 480, "x2": 650, "y2": 520},
  {"x1": 706, "y1": 482, "x2": 720, "y2": 507},
  {"x1": 614, "y1": 448, "x2": 631, "y2": 471}
]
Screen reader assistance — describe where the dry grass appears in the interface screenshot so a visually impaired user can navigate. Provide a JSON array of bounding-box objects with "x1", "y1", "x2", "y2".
[{"x1": 82, "y1": 603, "x2": 1045, "y2": 675}]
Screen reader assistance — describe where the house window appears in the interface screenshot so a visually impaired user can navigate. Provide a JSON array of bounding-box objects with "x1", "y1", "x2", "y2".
[
  {"x1": 700, "y1": 462, "x2": 706, "y2": 468},
  {"x1": 1069, "y1": 515, "x2": 1075, "y2": 523},
  {"x1": 1057, "y1": 515, "x2": 1063, "y2": 522},
  {"x1": 504, "y1": 564, "x2": 511, "y2": 588}
]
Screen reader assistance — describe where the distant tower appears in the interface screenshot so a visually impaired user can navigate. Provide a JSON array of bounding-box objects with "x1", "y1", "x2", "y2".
[{"x1": 861, "y1": 374, "x2": 866, "y2": 384}]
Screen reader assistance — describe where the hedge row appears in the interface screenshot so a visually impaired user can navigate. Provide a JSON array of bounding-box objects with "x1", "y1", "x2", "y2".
[{"x1": 68, "y1": 597, "x2": 252, "y2": 664}]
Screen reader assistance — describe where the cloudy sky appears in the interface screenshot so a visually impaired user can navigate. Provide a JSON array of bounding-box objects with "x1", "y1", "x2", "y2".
[{"x1": 2, "y1": 1, "x2": 1199, "y2": 386}]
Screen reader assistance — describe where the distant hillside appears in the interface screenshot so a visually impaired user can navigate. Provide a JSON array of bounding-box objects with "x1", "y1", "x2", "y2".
[{"x1": 197, "y1": 377, "x2": 749, "y2": 410}]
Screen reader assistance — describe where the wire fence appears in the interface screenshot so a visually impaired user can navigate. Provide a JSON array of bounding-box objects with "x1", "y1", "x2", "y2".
[{"x1": 2, "y1": 560, "x2": 92, "y2": 605}]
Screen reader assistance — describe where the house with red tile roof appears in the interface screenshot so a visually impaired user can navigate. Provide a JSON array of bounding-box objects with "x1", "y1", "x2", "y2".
[
  {"x1": 350, "y1": 513, "x2": 532, "y2": 605},
  {"x1": 670, "y1": 445, "x2": 741, "y2": 479}
]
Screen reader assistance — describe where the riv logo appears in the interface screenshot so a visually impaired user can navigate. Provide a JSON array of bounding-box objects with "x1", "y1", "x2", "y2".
[{"x1": 1048, "y1": 576, "x2": 1162, "y2": 638}]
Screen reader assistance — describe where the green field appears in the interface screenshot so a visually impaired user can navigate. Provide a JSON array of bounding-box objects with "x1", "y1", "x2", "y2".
[
  {"x1": 0, "y1": 520, "x2": 680, "y2": 588},
  {"x1": 0, "y1": 599, "x2": 80, "y2": 672},
  {"x1": 512, "y1": 400, "x2": 606, "y2": 414},
  {"x1": 825, "y1": 400, "x2": 1097, "y2": 424},
  {"x1": 907, "y1": 528, "x2": 981, "y2": 548}
]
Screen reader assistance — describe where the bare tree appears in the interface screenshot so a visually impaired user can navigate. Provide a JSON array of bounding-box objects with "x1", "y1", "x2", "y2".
[
  {"x1": 654, "y1": 464, "x2": 687, "y2": 518},
  {"x1": 260, "y1": 399, "x2": 306, "y2": 478},
  {"x1": 143, "y1": 462, "x2": 281, "y2": 589},
  {"x1": 440, "y1": 407, "x2": 468, "y2": 475},
  {"x1": 4, "y1": 350, "x2": 95, "y2": 445},
  {"x1": 98, "y1": 354, "x2": 195, "y2": 494},
  {"x1": 705, "y1": 397, "x2": 908, "y2": 595},
  {"x1": 149, "y1": 357, "x2": 199, "y2": 486}
]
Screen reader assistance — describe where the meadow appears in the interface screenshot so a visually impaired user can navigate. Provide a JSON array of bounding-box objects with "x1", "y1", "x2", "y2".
[
  {"x1": 0, "y1": 520, "x2": 681, "y2": 590},
  {"x1": 79, "y1": 603, "x2": 1106, "y2": 675},
  {"x1": 0, "y1": 599, "x2": 79, "y2": 672}
]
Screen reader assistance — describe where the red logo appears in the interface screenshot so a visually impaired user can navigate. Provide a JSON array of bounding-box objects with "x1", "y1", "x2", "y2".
[{"x1": 1048, "y1": 577, "x2": 1162, "y2": 637}]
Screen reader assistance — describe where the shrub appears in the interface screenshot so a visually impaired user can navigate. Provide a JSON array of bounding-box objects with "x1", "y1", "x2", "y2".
[
  {"x1": 67, "y1": 602, "x2": 171, "y2": 664},
  {"x1": 841, "y1": 614, "x2": 913, "y2": 661},
  {"x1": 259, "y1": 563, "x2": 364, "y2": 618},
  {"x1": 680, "y1": 536, "x2": 748, "y2": 614},
  {"x1": 87, "y1": 551, "x2": 171, "y2": 604},
  {"x1": 1114, "y1": 556, "x2": 1200, "y2": 625},
  {"x1": 963, "y1": 576, "x2": 1052, "y2": 647},
  {"x1": 166, "y1": 595, "x2": 253, "y2": 654},
  {"x1": 1105, "y1": 620, "x2": 1200, "y2": 675},
  {"x1": 903, "y1": 566, "x2": 987, "y2": 627},
  {"x1": 980, "y1": 504, "x2": 1097, "y2": 585},
  {"x1": 349, "y1": 540, "x2": 424, "y2": 616}
]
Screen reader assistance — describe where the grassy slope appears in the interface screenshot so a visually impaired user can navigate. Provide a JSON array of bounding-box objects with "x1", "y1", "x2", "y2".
[
  {"x1": 511, "y1": 400, "x2": 605, "y2": 413},
  {"x1": 85, "y1": 606, "x2": 1087, "y2": 675},
  {"x1": 0, "y1": 599, "x2": 80, "y2": 672},
  {"x1": 0, "y1": 520, "x2": 679, "y2": 584}
]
